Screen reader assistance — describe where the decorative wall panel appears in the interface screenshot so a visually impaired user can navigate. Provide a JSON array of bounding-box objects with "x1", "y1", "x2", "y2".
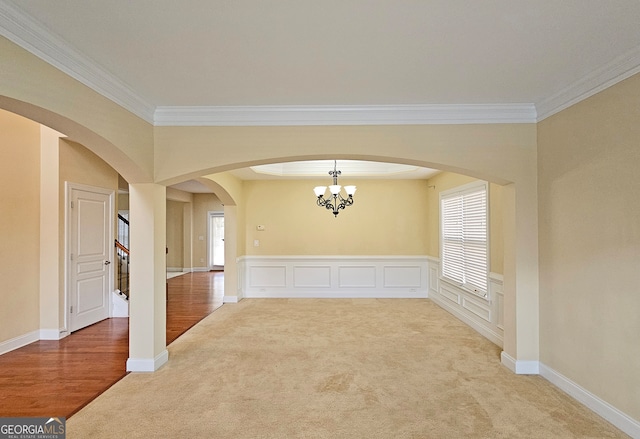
[
  {"x1": 293, "y1": 266, "x2": 332, "y2": 288},
  {"x1": 239, "y1": 256, "x2": 429, "y2": 299},
  {"x1": 427, "y1": 258, "x2": 504, "y2": 347}
]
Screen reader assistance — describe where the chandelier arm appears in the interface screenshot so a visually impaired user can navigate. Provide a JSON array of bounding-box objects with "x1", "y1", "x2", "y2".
[
  {"x1": 336, "y1": 193, "x2": 354, "y2": 206},
  {"x1": 343, "y1": 195, "x2": 354, "y2": 207}
]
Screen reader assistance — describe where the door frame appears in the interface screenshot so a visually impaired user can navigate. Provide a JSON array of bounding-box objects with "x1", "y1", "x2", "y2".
[
  {"x1": 64, "y1": 182, "x2": 115, "y2": 332},
  {"x1": 207, "y1": 210, "x2": 224, "y2": 270}
]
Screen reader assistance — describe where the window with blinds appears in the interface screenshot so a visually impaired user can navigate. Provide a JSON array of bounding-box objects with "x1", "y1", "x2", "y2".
[{"x1": 440, "y1": 181, "x2": 488, "y2": 297}]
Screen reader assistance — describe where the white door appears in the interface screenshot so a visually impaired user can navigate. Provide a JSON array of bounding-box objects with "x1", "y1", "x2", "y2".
[
  {"x1": 68, "y1": 184, "x2": 113, "y2": 332},
  {"x1": 208, "y1": 212, "x2": 224, "y2": 270}
]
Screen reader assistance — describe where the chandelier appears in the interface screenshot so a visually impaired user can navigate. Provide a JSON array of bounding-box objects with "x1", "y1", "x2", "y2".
[{"x1": 313, "y1": 160, "x2": 357, "y2": 217}]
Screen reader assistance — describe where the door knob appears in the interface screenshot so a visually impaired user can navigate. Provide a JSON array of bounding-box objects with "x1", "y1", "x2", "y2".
[{"x1": 105, "y1": 260, "x2": 111, "y2": 265}]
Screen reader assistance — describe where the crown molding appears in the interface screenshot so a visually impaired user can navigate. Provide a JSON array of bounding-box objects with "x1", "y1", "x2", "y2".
[
  {"x1": 3, "y1": 1, "x2": 640, "y2": 128},
  {"x1": 154, "y1": 103, "x2": 537, "y2": 126},
  {"x1": 0, "y1": 0, "x2": 155, "y2": 123},
  {"x1": 536, "y1": 43, "x2": 640, "y2": 121}
]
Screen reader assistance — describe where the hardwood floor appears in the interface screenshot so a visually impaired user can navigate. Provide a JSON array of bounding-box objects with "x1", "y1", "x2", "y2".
[
  {"x1": 0, "y1": 271, "x2": 224, "y2": 418},
  {"x1": 166, "y1": 271, "x2": 224, "y2": 345}
]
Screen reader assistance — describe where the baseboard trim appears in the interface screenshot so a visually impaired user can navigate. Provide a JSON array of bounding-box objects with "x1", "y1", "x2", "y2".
[
  {"x1": 126, "y1": 349, "x2": 169, "y2": 372},
  {"x1": 500, "y1": 354, "x2": 640, "y2": 436},
  {"x1": 39, "y1": 329, "x2": 66, "y2": 340},
  {"x1": 167, "y1": 267, "x2": 184, "y2": 272},
  {"x1": 0, "y1": 330, "x2": 39, "y2": 355},
  {"x1": 191, "y1": 267, "x2": 210, "y2": 273},
  {"x1": 1, "y1": 329, "x2": 70, "y2": 355},
  {"x1": 500, "y1": 351, "x2": 540, "y2": 375},
  {"x1": 540, "y1": 363, "x2": 640, "y2": 438},
  {"x1": 223, "y1": 295, "x2": 239, "y2": 303}
]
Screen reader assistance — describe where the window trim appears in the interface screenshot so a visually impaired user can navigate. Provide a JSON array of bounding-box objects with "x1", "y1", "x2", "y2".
[{"x1": 439, "y1": 180, "x2": 489, "y2": 298}]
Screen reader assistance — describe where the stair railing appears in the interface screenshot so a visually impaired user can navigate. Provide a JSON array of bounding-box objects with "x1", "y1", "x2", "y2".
[{"x1": 115, "y1": 213, "x2": 130, "y2": 299}]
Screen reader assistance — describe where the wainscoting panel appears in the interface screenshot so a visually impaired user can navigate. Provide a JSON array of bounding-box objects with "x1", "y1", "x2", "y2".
[
  {"x1": 428, "y1": 264, "x2": 439, "y2": 293},
  {"x1": 239, "y1": 256, "x2": 429, "y2": 299},
  {"x1": 427, "y1": 258, "x2": 504, "y2": 347},
  {"x1": 462, "y1": 295, "x2": 491, "y2": 322},
  {"x1": 490, "y1": 274, "x2": 504, "y2": 330},
  {"x1": 338, "y1": 266, "x2": 376, "y2": 288},
  {"x1": 439, "y1": 284, "x2": 461, "y2": 305},
  {"x1": 383, "y1": 266, "x2": 422, "y2": 288},
  {"x1": 293, "y1": 266, "x2": 332, "y2": 288},
  {"x1": 249, "y1": 265, "x2": 287, "y2": 288}
]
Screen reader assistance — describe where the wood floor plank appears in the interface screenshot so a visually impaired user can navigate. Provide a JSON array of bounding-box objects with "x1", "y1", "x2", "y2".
[{"x1": 0, "y1": 271, "x2": 223, "y2": 418}]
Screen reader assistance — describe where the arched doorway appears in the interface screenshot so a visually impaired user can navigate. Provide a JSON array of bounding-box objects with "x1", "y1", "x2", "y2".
[{"x1": 172, "y1": 144, "x2": 536, "y2": 374}]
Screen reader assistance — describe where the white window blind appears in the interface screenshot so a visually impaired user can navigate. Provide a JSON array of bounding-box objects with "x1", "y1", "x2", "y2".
[{"x1": 440, "y1": 182, "x2": 488, "y2": 296}]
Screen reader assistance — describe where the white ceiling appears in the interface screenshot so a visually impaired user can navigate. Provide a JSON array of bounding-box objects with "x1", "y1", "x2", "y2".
[
  {"x1": 3, "y1": 0, "x2": 640, "y2": 118},
  {"x1": 2, "y1": 1, "x2": 640, "y2": 189}
]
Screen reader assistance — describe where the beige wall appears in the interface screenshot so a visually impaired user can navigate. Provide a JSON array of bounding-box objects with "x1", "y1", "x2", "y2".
[
  {"x1": 0, "y1": 36, "x2": 154, "y2": 184},
  {"x1": 118, "y1": 193, "x2": 129, "y2": 211},
  {"x1": 489, "y1": 182, "x2": 503, "y2": 275},
  {"x1": 59, "y1": 139, "x2": 120, "y2": 189},
  {"x1": 40, "y1": 125, "x2": 62, "y2": 334},
  {"x1": 166, "y1": 200, "x2": 184, "y2": 268},
  {"x1": 192, "y1": 193, "x2": 224, "y2": 268},
  {"x1": 0, "y1": 109, "x2": 41, "y2": 343},
  {"x1": 166, "y1": 188, "x2": 194, "y2": 270},
  {"x1": 425, "y1": 172, "x2": 504, "y2": 274},
  {"x1": 154, "y1": 124, "x2": 536, "y2": 186},
  {"x1": 538, "y1": 73, "x2": 640, "y2": 419},
  {"x1": 243, "y1": 179, "x2": 430, "y2": 256}
]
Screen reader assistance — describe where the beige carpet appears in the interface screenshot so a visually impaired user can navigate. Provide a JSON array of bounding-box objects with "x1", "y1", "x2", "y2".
[{"x1": 68, "y1": 299, "x2": 627, "y2": 438}]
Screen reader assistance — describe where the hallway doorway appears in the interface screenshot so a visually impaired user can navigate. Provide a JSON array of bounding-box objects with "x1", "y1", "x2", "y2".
[{"x1": 208, "y1": 211, "x2": 224, "y2": 271}]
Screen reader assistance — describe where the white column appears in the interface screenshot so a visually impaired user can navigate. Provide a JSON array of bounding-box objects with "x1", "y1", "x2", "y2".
[
  {"x1": 39, "y1": 126, "x2": 61, "y2": 339},
  {"x1": 222, "y1": 205, "x2": 240, "y2": 302},
  {"x1": 127, "y1": 183, "x2": 168, "y2": 372},
  {"x1": 182, "y1": 202, "x2": 193, "y2": 271},
  {"x1": 502, "y1": 183, "x2": 540, "y2": 374}
]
